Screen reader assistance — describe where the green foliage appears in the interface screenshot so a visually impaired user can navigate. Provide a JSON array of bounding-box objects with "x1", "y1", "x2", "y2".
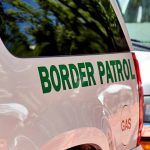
[{"x1": 0, "y1": 0, "x2": 126, "y2": 57}]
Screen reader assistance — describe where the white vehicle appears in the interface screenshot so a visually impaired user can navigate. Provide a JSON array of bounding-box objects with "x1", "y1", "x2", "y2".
[{"x1": 0, "y1": 0, "x2": 143, "y2": 149}]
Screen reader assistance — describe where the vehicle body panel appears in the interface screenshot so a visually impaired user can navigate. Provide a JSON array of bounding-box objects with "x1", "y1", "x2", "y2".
[{"x1": 0, "y1": 39, "x2": 139, "y2": 149}]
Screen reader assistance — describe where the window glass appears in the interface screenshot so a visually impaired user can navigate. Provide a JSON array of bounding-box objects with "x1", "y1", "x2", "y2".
[{"x1": 0, "y1": 0, "x2": 129, "y2": 57}]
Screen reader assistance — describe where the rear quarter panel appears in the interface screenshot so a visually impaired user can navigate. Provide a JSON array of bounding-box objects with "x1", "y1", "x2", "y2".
[{"x1": 0, "y1": 39, "x2": 139, "y2": 150}]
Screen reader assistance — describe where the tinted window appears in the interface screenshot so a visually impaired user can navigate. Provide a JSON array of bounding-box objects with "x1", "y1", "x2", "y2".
[{"x1": 0, "y1": 0, "x2": 129, "y2": 57}]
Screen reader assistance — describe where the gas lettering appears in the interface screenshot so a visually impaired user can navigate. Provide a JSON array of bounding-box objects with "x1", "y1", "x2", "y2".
[{"x1": 121, "y1": 118, "x2": 131, "y2": 132}]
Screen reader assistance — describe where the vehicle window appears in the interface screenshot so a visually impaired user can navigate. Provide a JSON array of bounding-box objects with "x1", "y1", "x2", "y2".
[{"x1": 0, "y1": 0, "x2": 129, "y2": 57}]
